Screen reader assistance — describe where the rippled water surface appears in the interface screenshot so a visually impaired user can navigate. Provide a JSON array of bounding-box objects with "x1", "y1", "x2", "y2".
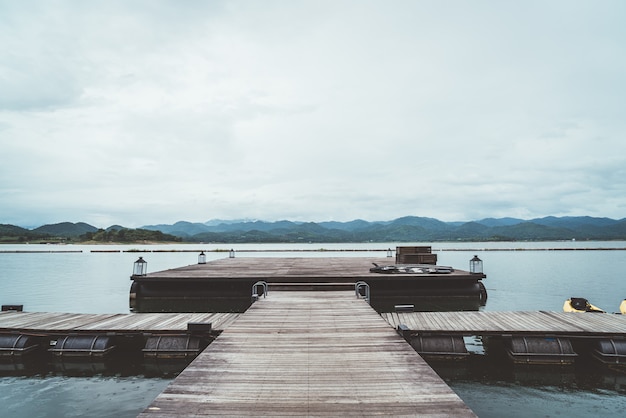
[
  {"x1": 0, "y1": 375, "x2": 170, "y2": 418},
  {"x1": 1, "y1": 242, "x2": 625, "y2": 417}
]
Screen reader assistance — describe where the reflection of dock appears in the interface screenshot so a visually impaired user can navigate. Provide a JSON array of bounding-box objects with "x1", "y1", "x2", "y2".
[{"x1": 138, "y1": 291, "x2": 477, "y2": 417}]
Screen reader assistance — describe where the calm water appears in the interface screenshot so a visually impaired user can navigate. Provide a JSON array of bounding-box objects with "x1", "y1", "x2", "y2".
[{"x1": 1, "y1": 242, "x2": 626, "y2": 417}]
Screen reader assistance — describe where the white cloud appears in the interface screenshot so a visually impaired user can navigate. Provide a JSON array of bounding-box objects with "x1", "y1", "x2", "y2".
[{"x1": 1, "y1": 0, "x2": 625, "y2": 227}]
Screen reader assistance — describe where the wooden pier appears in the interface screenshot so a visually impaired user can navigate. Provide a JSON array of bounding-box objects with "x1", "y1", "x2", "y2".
[
  {"x1": 5, "y1": 252, "x2": 625, "y2": 415},
  {"x1": 3, "y1": 309, "x2": 622, "y2": 343},
  {"x1": 139, "y1": 291, "x2": 477, "y2": 417},
  {"x1": 3, "y1": 293, "x2": 626, "y2": 415}
]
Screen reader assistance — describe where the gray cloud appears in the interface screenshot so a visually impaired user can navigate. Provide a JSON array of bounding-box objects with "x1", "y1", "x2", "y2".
[{"x1": 1, "y1": 0, "x2": 625, "y2": 227}]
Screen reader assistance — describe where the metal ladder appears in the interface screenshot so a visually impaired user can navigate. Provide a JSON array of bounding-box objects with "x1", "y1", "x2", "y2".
[
  {"x1": 252, "y1": 281, "x2": 268, "y2": 302},
  {"x1": 355, "y1": 281, "x2": 370, "y2": 304}
]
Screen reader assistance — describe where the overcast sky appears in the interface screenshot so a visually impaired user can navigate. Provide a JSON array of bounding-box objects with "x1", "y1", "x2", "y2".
[{"x1": 1, "y1": 1, "x2": 625, "y2": 228}]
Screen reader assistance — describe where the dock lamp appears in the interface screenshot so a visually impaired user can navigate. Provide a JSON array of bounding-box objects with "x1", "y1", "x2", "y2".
[
  {"x1": 469, "y1": 255, "x2": 483, "y2": 274},
  {"x1": 386, "y1": 248, "x2": 393, "y2": 257},
  {"x1": 133, "y1": 257, "x2": 147, "y2": 276},
  {"x1": 229, "y1": 249, "x2": 235, "y2": 258},
  {"x1": 198, "y1": 251, "x2": 206, "y2": 264}
]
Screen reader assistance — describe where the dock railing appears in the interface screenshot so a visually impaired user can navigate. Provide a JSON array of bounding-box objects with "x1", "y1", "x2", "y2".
[
  {"x1": 355, "y1": 281, "x2": 370, "y2": 304},
  {"x1": 251, "y1": 281, "x2": 268, "y2": 301}
]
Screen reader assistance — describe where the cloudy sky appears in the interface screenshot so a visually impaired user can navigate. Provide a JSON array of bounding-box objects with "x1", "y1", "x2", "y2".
[{"x1": 1, "y1": 0, "x2": 625, "y2": 228}]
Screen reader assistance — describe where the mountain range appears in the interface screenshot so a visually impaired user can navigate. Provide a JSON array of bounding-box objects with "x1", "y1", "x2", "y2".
[
  {"x1": 3, "y1": 216, "x2": 626, "y2": 243},
  {"x1": 141, "y1": 216, "x2": 626, "y2": 242}
]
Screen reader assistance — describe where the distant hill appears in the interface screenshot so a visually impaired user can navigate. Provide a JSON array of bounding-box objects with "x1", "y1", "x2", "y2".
[
  {"x1": 475, "y1": 217, "x2": 524, "y2": 227},
  {"x1": 106, "y1": 225, "x2": 126, "y2": 231},
  {"x1": 317, "y1": 219, "x2": 379, "y2": 231},
  {"x1": 82, "y1": 228, "x2": 182, "y2": 243},
  {"x1": 140, "y1": 215, "x2": 626, "y2": 243},
  {"x1": 33, "y1": 222, "x2": 98, "y2": 238},
  {"x1": 141, "y1": 221, "x2": 212, "y2": 237},
  {"x1": 0, "y1": 224, "x2": 32, "y2": 236},
  {"x1": 2, "y1": 216, "x2": 625, "y2": 243},
  {"x1": 0, "y1": 224, "x2": 49, "y2": 242},
  {"x1": 0, "y1": 222, "x2": 180, "y2": 243}
]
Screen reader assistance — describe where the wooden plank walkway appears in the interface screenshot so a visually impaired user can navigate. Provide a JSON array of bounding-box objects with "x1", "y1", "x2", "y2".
[
  {"x1": 0, "y1": 311, "x2": 240, "y2": 335},
  {"x1": 139, "y1": 291, "x2": 476, "y2": 417},
  {"x1": 3, "y1": 309, "x2": 624, "y2": 339},
  {"x1": 382, "y1": 311, "x2": 626, "y2": 337}
]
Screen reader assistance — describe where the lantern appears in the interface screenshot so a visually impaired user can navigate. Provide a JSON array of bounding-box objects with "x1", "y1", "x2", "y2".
[
  {"x1": 198, "y1": 251, "x2": 206, "y2": 264},
  {"x1": 133, "y1": 257, "x2": 147, "y2": 276},
  {"x1": 229, "y1": 249, "x2": 235, "y2": 258},
  {"x1": 386, "y1": 248, "x2": 393, "y2": 258},
  {"x1": 469, "y1": 255, "x2": 483, "y2": 274}
]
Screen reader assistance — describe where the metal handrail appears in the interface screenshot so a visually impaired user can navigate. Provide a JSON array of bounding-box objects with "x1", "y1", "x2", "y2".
[
  {"x1": 355, "y1": 281, "x2": 370, "y2": 304},
  {"x1": 252, "y1": 281, "x2": 268, "y2": 300}
]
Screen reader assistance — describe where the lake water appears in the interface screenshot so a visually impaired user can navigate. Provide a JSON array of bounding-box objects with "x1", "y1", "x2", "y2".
[{"x1": 1, "y1": 242, "x2": 626, "y2": 417}]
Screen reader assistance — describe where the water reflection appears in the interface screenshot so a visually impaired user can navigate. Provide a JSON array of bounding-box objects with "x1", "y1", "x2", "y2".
[
  {"x1": 0, "y1": 354, "x2": 190, "y2": 378},
  {"x1": 431, "y1": 353, "x2": 626, "y2": 395}
]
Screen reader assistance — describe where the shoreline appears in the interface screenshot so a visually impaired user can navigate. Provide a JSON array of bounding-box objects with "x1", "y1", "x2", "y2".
[{"x1": 2, "y1": 245, "x2": 626, "y2": 254}]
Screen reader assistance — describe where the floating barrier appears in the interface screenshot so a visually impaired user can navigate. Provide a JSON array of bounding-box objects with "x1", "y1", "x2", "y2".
[
  {"x1": 593, "y1": 339, "x2": 626, "y2": 365},
  {"x1": 49, "y1": 335, "x2": 116, "y2": 357},
  {"x1": 0, "y1": 334, "x2": 41, "y2": 357},
  {"x1": 506, "y1": 336, "x2": 577, "y2": 365},
  {"x1": 409, "y1": 335, "x2": 469, "y2": 360},
  {"x1": 142, "y1": 336, "x2": 204, "y2": 359}
]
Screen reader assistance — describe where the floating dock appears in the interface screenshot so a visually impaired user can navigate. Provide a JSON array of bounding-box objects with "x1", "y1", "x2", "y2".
[
  {"x1": 0, "y1": 311, "x2": 240, "y2": 335},
  {"x1": 2, "y1": 293, "x2": 626, "y2": 413},
  {"x1": 3, "y1": 306, "x2": 624, "y2": 367},
  {"x1": 0, "y1": 311, "x2": 239, "y2": 361},
  {"x1": 385, "y1": 310, "x2": 626, "y2": 365},
  {"x1": 383, "y1": 310, "x2": 626, "y2": 336},
  {"x1": 130, "y1": 255, "x2": 487, "y2": 313},
  {"x1": 138, "y1": 290, "x2": 477, "y2": 417},
  {"x1": 5, "y1": 254, "x2": 626, "y2": 415}
]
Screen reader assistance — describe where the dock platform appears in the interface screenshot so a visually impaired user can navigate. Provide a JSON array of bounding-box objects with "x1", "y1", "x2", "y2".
[
  {"x1": 0, "y1": 311, "x2": 240, "y2": 336},
  {"x1": 131, "y1": 256, "x2": 487, "y2": 313},
  {"x1": 383, "y1": 310, "x2": 626, "y2": 337},
  {"x1": 139, "y1": 291, "x2": 477, "y2": 417},
  {"x1": 3, "y1": 309, "x2": 623, "y2": 340}
]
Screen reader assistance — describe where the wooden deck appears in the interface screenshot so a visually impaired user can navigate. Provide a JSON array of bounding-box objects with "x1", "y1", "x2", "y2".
[
  {"x1": 139, "y1": 291, "x2": 476, "y2": 417},
  {"x1": 0, "y1": 311, "x2": 240, "y2": 335},
  {"x1": 382, "y1": 310, "x2": 626, "y2": 337},
  {"x1": 140, "y1": 256, "x2": 480, "y2": 281},
  {"x1": 131, "y1": 256, "x2": 486, "y2": 313},
  {"x1": 3, "y1": 309, "x2": 623, "y2": 339}
]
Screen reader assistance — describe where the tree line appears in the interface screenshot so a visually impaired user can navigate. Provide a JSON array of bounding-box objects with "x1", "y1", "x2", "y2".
[
  {"x1": 0, "y1": 224, "x2": 181, "y2": 244},
  {"x1": 80, "y1": 228, "x2": 182, "y2": 243}
]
